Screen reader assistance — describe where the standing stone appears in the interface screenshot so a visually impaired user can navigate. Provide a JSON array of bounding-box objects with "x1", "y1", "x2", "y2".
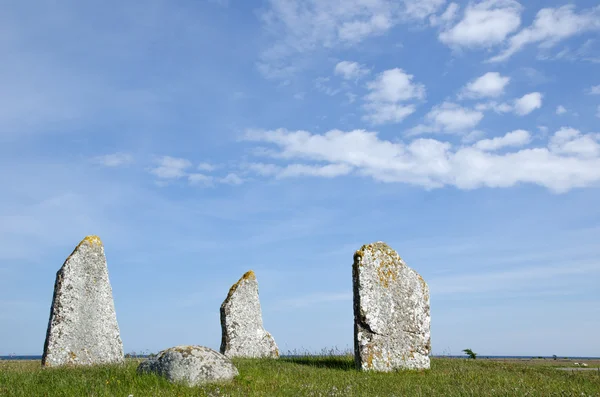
[
  {"x1": 220, "y1": 270, "x2": 279, "y2": 358},
  {"x1": 137, "y1": 345, "x2": 238, "y2": 386},
  {"x1": 42, "y1": 235, "x2": 124, "y2": 367},
  {"x1": 353, "y1": 242, "x2": 431, "y2": 371}
]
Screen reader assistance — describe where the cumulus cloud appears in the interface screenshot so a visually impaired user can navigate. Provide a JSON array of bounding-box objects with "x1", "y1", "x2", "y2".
[
  {"x1": 438, "y1": 0, "x2": 522, "y2": 48},
  {"x1": 220, "y1": 173, "x2": 244, "y2": 185},
  {"x1": 489, "y1": 5, "x2": 600, "y2": 62},
  {"x1": 334, "y1": 61, "x2": 370, "y2": 80},
  {"x1": 362, "y1": 68, "x2": 425, "y2": 125},
  {"x1": 588, "y1": 84, "x2": 600, "y2": 95},
  {"x1": 150, "y1": 156, "x2": 192, "y2": 179},
  {"x1": 244, "y1": 127, "x2": 600, "y2": 192},
  {"x1": 477, "y1": 92, "x2": 543, "y2": 116},
  {"x1": 460, "y1": 72, "x2": 510, "y2": 99},
  {"x1": 514, "y1": 92, "x2": 543, "y2": 116},
  {"x1": 409, "y1": 102, "x2": 484, "y2": 135},
  {"x1": 188, "y1": 173, "x2": 214, "y2": 186},
  {"x1": 549, "y1": 127, "x2": 600, "y2": 158},
  {"x1": 92, "y1": 152, "x2": 134, "y2": 167},
  {"x1": 473, "y1": 129, "x2": 531, "y2": 151},
  {"x1": 197, "y1": 162, "x2": 216, "y2": 172},
  {"x1": 556, "y1": 105, "x2": 567, "y2": 115}
]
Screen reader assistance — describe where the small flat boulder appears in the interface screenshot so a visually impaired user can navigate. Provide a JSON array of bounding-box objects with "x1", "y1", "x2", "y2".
[
  {"x1": 137, "y1": 345, "x2": 238, "y2": 386},
  {"x1": 220, "y1": 270, "x2": 279, "y2": 358}
]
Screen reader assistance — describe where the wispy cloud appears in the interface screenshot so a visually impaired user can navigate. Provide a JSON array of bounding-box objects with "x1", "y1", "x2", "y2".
[
  {"x1": 92, "y1": 153, "x2": 134, "y2": 167},
  {"x1": 430, "y1": 261, "x2": 600, "y2": 295},
  {"x1": 489, "y1": 4, "x2": 600, "y2": 62}
]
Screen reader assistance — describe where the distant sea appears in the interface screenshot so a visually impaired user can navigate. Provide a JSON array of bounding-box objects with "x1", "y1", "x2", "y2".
[{"x1": 2, "y1": 355, "x2": 599, "y2": 361}]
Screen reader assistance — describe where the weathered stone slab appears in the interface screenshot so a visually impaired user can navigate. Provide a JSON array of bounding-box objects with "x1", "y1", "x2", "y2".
[
  {"x1": 353, "y1": 242, "x2": 431, "y2": 371},
  {"x1": 220, "y1": 270, "x2": 279, "y2": 358},
  {"x1": 42, "y1": 235, "x2": 124, "y2": 367},
  {"x1": 137, "y1": 345, "x2": 238, "y2": 386}
]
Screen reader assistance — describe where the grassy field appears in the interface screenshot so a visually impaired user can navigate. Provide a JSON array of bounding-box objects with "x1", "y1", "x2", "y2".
[{"x1": 1, "y1": 356, "x2": 599, "y2": 396}]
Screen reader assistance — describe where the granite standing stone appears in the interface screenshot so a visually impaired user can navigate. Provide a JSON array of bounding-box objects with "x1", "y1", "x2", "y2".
[
  {"x1": 353, "y1": 242, "x2": 431, "y2": 371},
  {"x1": 137, "y1": 345, "x2": 238, "y2": 386},
  {"x1": 42, "y1": 235, "x2": 124, "y2": 367},
  {"x1": 220, "y1": 270, "x2": 279, "y2": 358}
]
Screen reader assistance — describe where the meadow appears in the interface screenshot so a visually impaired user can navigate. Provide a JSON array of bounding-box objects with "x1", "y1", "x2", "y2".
[{"x1": 1, "y1": 355, "x2": 599, "y2": 396}]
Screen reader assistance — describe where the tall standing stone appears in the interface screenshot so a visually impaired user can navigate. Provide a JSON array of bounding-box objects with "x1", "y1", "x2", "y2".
[
  {"x1": 42, "y1": 235, "x2": 124, "y2": 367},
  {"x1": 353, "y1": 242, "x2": 431, "y2": 371},
  {"x1": 220, "y1": 270, "x2": 279, "y2": 358}
]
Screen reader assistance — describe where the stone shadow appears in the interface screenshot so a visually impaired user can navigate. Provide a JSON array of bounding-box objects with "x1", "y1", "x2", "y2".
[{"x1": 279, "y1": 356, "x2": 355, "y2": 371}]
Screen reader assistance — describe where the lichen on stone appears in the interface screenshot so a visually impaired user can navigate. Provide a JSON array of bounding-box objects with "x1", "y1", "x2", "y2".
[
  {"x1": 42, "y1": 235, "x2": 123, "y2": 367},
  {"x1": 220, "y1": 270, "x2": 278, "y2": 359},
  {"x1": 225, "y1": 270, "x2": 256, "y2": 301},
  {"x1": 353, "y1": 241, "x2": 430, "y2": 372}
]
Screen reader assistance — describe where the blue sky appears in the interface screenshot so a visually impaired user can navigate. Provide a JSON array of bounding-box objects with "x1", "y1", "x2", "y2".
[{"x1": 1, "y1": 0, "x2": 599, "y2": 357}]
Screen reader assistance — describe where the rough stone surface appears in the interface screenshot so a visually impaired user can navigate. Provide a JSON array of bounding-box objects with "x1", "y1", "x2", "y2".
[
  {"x1": 42, "y1": 236, "x2": 124, "y2": 367},
  {"x1": 137, "y1": 346, "x2": 238, "y2": 386},
  {"x1": 353, "y1": 242, "x2": 431, "y2": 371},
  {"x1": 220, "y1": 270, "x2": 279, "y2": 358}
]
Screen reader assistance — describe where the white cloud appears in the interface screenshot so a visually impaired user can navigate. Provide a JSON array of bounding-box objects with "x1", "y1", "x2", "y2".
[
  {"x1": 460, "y1": 72, "x2": 510, "y2": 98},
  {"x1": 589, "y1": 85, "x2": 600, "y2": 95},
  {"x1": 476, "y1": 92, "x2": 543, "y2": 116},
  {"x1": 188, "y1": 173, "x2": 214, "y2": 186},
  {"x1": 473, "y1": 130, "x2": 531, "y2": 151},
  {"x1": 429, "y1": 2, "x2": 459, "y2": 27},
  {"x1": 150, "y1": 156, "x2": 192, "y2": 179},
  {"x1": 314, "y1": 77, "x2": 340, "y2": 96},
  {"x1": 197, "y1": 162, "x2": 216, "y2": 172},
  {"x1": 439, "y1": 0, "x2": 522, "y2": 48},
  {"x1": 409, "y1": 102, "x2": 484, "y2": 135},
  {"x1": 244, "y1": 127, "x2": 600, "y2": 192},
  {"x1": 258, "y1": 0, "x2": 446, "y2": 79},
  {"x1": 365, "y1": 68, "x2": 425, "y2": 103},
  {"x1": 244, "y1": 162, "x2": 352, "y2": 179},
  {"x1": 556, "y1": 105, "x2": 567, "y2": 115},
  {"x1": 246, "y1": 163, "x2": 281, "y2": 176},
  {"x1": 334, "y1": 61, "x2": 370, "y2": 80},
  {"x1": 363, "y1": 68, "x2": 425, "y2": 125},
  {"x1": 363, "y1": 103, "x2": 417, "y2": 125},
  {"x1": 475, "y1": 101, "x2": 513, "y2": 113},
  {"x1": 220, "y1": 173, "x2": 244, "y2": 185},
  {"x1": 549, "y1": 127, "x2": 600, "y2": 158},
  {"x1": 514, "y1": 92, "x2": 542, "y2": 116},
  {"x1": 490, "y1": 5, "x2": 600, "y2": 62},
  {"x1": 92, "y1": 153, "x2": 134, "y2": 167}
]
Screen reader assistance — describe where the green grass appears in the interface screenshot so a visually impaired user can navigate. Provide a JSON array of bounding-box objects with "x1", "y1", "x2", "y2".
[{"x1": 1, "y1": 356, "x2": 599, "y2": 396}]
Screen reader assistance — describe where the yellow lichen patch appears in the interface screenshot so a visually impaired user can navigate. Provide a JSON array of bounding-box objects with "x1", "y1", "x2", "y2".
[
  {"x1": 82, "y1": 235, "x2": 103, "y2": 246},
  {"x1": 365, "y1": 346, "x2": 383, "y2": 370},
  {"x1": 376, "y1": 253, "x2": 399, "y2": 288},
  {"x1": 225, "y1": 270, "x2": 256, "y2": 301},
  {"x1": 172, "y1": 346, "x2": 196, "y2": 357},
  {"x1": 63, "y1": 235, "x2": 103, "y2": 265},
  {"x1": 68, "y1": 351, "x2": 77, "y2": 362},
  {"x1": 417, "y1": 274, "x2": 429, "y2": 301},
  {"x1": 72, "y1": 236, "x2": 103, "y2": 252}
]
